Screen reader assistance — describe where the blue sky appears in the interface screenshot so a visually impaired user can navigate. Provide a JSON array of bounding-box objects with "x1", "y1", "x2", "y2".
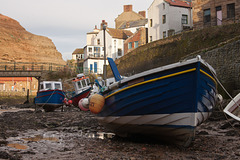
[{"x1": 0, "y1": 0, "x2": 153, "y2": 61}]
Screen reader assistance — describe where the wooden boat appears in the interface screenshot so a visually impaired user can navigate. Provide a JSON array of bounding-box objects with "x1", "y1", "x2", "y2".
[
  {"x1": 69, "y1": 74, "x2": 91, "y2": 107},
  {"x1": 90, "y1": 56, "x2": 219, "y2": 146},
  {"x1": 34, "y1": 81, "x2": 65, "y2": 112},
  {"x1": 224, "y1": 93, "x2": 240, "y2": 121}
]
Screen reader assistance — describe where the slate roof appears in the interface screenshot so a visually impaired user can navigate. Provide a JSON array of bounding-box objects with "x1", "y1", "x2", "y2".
[
  {"x1": 164, "y1": 0, "x2": 192, "y2": 8},
  {"x1": 118, "y1": 19, "x2": 148, "y2": 29},
  {"x1": 72, "y1": 48, "x2": 84, "y2": 54},
  {"x1": 106, "y1": 28, "x2": 133, "y2": 39}
]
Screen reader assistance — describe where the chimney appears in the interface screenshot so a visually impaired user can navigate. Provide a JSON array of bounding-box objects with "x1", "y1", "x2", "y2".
[
  {"x1": 100, "y1": 20, "x2": 108, "y2": 30},
  {"x1": 124, "y1": 5, "x2": 133, "y2": 12},
  {"x1": 138, "y1": 11, "x2": 146, "y2": 18}
]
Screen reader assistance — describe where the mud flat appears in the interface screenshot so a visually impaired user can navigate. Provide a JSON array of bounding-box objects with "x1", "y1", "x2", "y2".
[{"x1": 0, "y1": 103, "x2": 239, "y2": 160}]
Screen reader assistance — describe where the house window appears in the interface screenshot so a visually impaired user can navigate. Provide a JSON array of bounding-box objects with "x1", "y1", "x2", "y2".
[
  {"x1": 162, "y1": 15, "x2": 166, "y2": 24},
  {"x1": 163, "y1": 3, "x2": 165, "y2": 10},
  {"x1": 149, "y1": 19, "x2": 153, "y2": 27},
  {"x1": 118, "y1": 49, "x2": 122, "y2": 56},
  {"x1": 149, "y1": 36, "x2": 152, "y2": 42},
  {"x1": 163, "y1": 31, "x2": 166, "y2": 38},
  {"x1": 88, "y1": 47, "x2": 92, "y2": 52},
  {"x1": 134, "y1": 41, "x2": 139, "y2": 48},
  {"x1": 227, "y1": 3, "x2": 235, "y2": 18},
  {"x1": 128, "y1": 42, "x2": 132, "y2": 49},
  {"x1": 182, "y1": 15, "x2": 188, "y2": 24},
  {"x1": 97, "y1": 39, "x2": 100, "y2": 45},
  {"x1": 204, "y1": 9, "x2": 211, "y2": 24},
  {"x1": 94, "y1": 47, "x2": 100, "y2": 53}
]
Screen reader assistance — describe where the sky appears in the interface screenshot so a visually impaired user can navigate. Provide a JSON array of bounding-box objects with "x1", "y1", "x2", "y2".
[{"x1": 0, "y1": 0, "x2": 153, "y2": 61}]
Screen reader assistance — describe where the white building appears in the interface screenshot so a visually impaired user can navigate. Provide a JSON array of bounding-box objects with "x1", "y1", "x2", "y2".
[
  {"x1": 148, "y1": 0, "x2": 192, "y2": 42},
  {"x1": 83, "y1": 20, "x2": 132, "y2": 75}
]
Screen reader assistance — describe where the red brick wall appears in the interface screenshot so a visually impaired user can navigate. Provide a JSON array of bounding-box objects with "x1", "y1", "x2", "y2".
[{"x1": 124, "y1": 28, "x2": 147, "y2": 55}]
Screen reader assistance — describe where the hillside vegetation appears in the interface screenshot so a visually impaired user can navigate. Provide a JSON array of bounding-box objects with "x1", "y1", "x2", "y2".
[{"x1": 111, "y1": 23, "x2": 240, "y2": 77}]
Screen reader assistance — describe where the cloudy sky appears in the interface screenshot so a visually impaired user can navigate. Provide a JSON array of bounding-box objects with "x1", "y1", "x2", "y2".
[{"x1": 0, "y1": 0, "x2": 153, "y2": 61}]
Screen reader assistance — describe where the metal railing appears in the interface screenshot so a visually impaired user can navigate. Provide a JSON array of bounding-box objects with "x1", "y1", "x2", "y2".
[
  {"x1": 0, "y1": 62, "x2": 66, "y2": 72},
  {"x1": 0, "y1": 62, "x2": 103, "y2": 75}
]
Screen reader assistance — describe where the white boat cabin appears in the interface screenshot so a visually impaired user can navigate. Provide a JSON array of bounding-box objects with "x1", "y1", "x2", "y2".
[
  {"x1": 72, "y1": 74, "x2": 91, "y2": 94},
  {"x1": 39, "y1": 81, "x2": 63, "y2": 91}
]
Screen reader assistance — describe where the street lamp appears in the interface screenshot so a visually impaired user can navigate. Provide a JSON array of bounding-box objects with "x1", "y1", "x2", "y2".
[{"x1": 103, "y1": 24, "x2": 107, "y2": 80}]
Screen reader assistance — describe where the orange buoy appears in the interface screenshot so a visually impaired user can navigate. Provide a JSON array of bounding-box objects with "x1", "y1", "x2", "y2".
[{"x1": 89, "y1": 94, "x2": 105, "y2": 114}]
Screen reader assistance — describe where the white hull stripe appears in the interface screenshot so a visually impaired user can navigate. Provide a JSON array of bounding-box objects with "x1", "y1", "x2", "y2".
[{"x1": 97, "y1": 112, "x2": 210, "y2": 127}]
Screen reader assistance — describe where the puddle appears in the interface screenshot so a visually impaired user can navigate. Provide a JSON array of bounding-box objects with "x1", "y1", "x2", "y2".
[
  {"x1": 0, "y1": 108, "x2": 34, "y2": 115},
  {"x1": 7, "y1": 143, "x2": 28, "y2": 150},
  {"x1": 84, "y1": 132, "x2": 115, "y2": 139},
  {"x1": 22, "y1": 135, "x2": 59, "y2": 142}
]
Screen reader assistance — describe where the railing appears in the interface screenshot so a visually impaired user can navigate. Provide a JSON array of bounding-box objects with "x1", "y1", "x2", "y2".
[
  {"x1": 0, "y1": 62, "x2": 103, "y2": 75},
  {"x1": 0, "y1": 62, "x2": 66, "y2": 72}
]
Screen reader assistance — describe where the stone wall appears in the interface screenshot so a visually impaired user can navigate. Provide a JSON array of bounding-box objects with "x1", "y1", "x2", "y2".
[{"x1": 193, "y1": 40, "x2": 240, "y2": 96}]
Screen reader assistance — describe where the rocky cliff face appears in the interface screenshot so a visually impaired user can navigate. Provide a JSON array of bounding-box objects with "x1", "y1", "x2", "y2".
[{"x1": 0, "y1": 14, "x2": 66, "y2": 65}]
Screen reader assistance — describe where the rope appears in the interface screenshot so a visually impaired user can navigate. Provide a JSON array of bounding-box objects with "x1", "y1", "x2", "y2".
[{"x1": 205, "y1": 61, "x2": 240, "y2": 132}]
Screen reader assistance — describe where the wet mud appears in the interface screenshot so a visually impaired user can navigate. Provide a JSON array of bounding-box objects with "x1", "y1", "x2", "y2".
[{"x1": 0, "y1": 103, "x2": 240, "y2": 160}]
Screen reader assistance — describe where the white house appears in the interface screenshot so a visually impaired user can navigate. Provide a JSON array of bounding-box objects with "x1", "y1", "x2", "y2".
[
  {"x1": 83, "y1": 20, "x2": 133, "y2": 74},
  {"x1": 148, "y1": 0, "x2": 192, "y2": 42}
]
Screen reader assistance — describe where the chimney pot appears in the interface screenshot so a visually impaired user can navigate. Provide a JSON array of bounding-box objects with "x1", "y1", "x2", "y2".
[
  {"x1": 124, "y1": 5, "x2": 133, "y2": 12},
  {"x1": 138, "y1": 11, "x2": 146, "y2": 18}
]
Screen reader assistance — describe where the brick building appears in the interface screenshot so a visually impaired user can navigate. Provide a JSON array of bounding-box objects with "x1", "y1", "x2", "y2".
[
  {"x1": 0, "y1": 77, "x2": 38, "y2": 95},
  {"x1": 192, "y1": 0, "x2": 240, "y2": 29},
  {"x1": 124, "y1": 27, "x2": 147, "y2": 55}
]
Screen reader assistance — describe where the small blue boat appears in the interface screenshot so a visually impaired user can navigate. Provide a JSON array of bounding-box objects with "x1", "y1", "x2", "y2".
[
  {"x1": 93, "y1": 56, "x2": 219, "y2": 146},
  {"x1": 35, "y1": 81, "x2": 65, "y2": 112}
]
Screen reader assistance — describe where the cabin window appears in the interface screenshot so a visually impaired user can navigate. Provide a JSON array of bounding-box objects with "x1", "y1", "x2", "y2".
[
  {"x1": 82, "y1": 80, "x2": 86, "y2": 87},
  {"x1": 86, "y1": 78, "x2": 90, "y2": 85},
  {"x1": 77, "y1": 81, "x2": 82, "y2": 89},
  {"x1": 40, "y1": 84, "x2": 44, "y2": 90},
  {"x1": 45, "y1": 83, "x2": 52, "y2": 89},
  {"x1": 227, "y1": 3, "x2": 235, "y2": 18},
  {"x1": 54, "y1": 83, "x2": 61, "y2": 90}
]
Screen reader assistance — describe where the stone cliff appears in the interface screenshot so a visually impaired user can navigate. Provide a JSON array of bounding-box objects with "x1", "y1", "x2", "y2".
[{"x1": 0, "y1": 14, "x2": 66, "y2": 65}]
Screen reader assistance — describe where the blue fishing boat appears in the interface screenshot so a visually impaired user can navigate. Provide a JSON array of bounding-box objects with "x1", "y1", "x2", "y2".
[
  {"x1": 89, "y1": 56, "x2": 219, "y2": 146},
  {"x1": 35, "y1": 81, "x2": 65, "y2": 112}
]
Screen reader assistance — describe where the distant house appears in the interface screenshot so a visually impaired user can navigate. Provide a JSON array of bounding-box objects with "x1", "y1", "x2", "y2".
[
  {"x1": 124, "y1": 27, "x2": 147, "y2": 55},
  {"x1": 148, "y1": 0, "x2": 192, "y2": 42},
  {"x1": 115, "y1": 5, "x2": 148, "y2": 55},
  {"x1": 115, "y1": 5, "x2": 146, "y2": 30},
  {"x1": 72, "y1": 48, "x2": 84, "y2": 61},
  {"x1": 192, "y1": 0, "x2": 240, "y2": 29},
  {"x1": 83, "y1": 20, "x2": 133, "y2": 74}
]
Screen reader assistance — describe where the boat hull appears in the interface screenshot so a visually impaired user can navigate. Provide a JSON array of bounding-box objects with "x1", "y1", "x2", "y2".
[
  {"x1": 98, "y1": 58, "x2": 217, "y2": 146},
  {"x1": 35, "y1": 89, "x2": 65, "y2": 112},
  {"x1": 70, "y1": 87, "x2": 91, "y2": 107}
]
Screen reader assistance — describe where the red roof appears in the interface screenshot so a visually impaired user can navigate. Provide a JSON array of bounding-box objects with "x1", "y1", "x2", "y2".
[{"x1": 164, "y1": 0, "x2": 192, "y2": 8}]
